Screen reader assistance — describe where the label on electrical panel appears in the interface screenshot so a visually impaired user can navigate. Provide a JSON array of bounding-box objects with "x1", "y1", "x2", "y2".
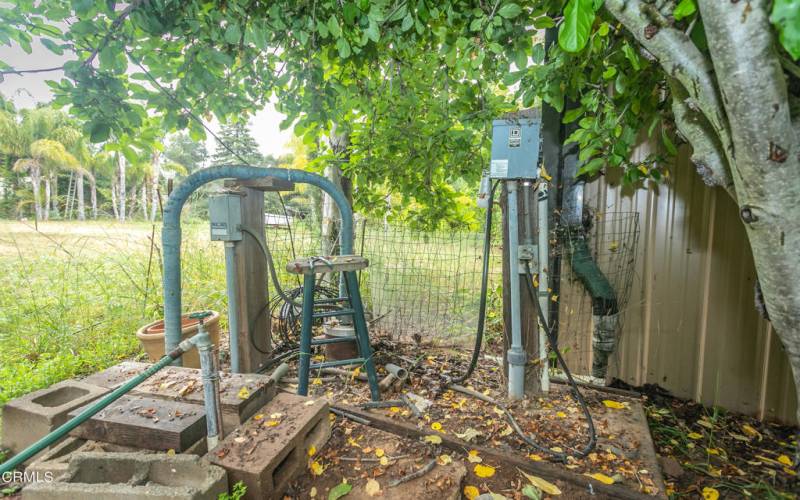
[
  {"x1": 211, "y1": 222, "x2": 228, "y2": 236},
  {"x1": 490, "y1": 159, "x2": 508, "y2": 177},
  {"x1": 508, "y1": 126, "x2": 521, "y2": 147}
]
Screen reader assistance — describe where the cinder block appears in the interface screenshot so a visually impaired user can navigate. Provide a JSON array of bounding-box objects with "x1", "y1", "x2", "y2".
[
  {"x1": 68, "y1": 395, "x2": 206, "y2": 452},
  {"x1": 1, "y1": 380, "x2": 109, "y2": 460},
  {"x1": 83, "y1": 361, "x2": 275, "y2": 435},
  {"x1": 26, "y1": 438, "x2": 147, "y2": 480},
  {"x1": 206, "y1": 393, "x2": 330, "y2": 500},
  {"x1": 23, "y1": 452, "x2": 228, "y2": 500}
]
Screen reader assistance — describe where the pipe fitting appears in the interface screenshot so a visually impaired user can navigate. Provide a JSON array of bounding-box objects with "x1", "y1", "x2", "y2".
[{"x1": 507, "y1": 347, "x2": 527, "y2": 367}]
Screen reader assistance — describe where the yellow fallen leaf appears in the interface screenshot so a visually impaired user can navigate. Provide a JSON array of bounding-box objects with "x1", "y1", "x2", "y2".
[
  {"x1": 783, "y1": 467, "x2": 797, "y2": 476},
  {"x1": 310, "y1": 486, "x2": 317, "y2": 497},
  {"x1": 437, "y1": 454, "x2": 453, "y2": 465},
  {"x1": 379, "y1": 456, "x2": 389, "y2": 466},
  {"x1": 586, "y1": 472, "x2": 614, "y2": 484},
  {"x1": 602, "y1": 400, "x2": 627, "y2": 409},
  {"x1": 550, "y1": 447, "x2": 563, "y2": 453},
  {"x1": 463, "y1": 485, "x2": 480, "y2": 500},
  {"x1": 556, "y1": 411, "x2": 567, "y2": 418},
  {"x1": 467, "y1": 450, "x2": 483, "y2": 463},
  {"x1": 687, "y1": 432, "x2": 703, "y2": 440},
  {"x1": 269, "y1": 412, "x2": 283, "y2": 419},
  {"x1": 310, "y1": 460, "x2": 324, "y2": 476},
  {"x1": 375, "y1": 448, "x2": 384, "y2": 458},
  {"x1": 778, "y1": 455, "x2": 792, "y2": 466},
  {"x1": 742, "y1": 424, "x2": 761, "y2": 440},
  {"x1": 423, "y1": 435, "x2": 442, "y2": 444},
  {"x1": 697, "y1": 418, "x2": 714, "y2": 429},
  {"x1": 253, "y1": 414, "x2": 264, "y2": 421},
  {"x1": 389, "y1": 406, "x2": 401, "y2": 413},
  {"x1": 492, "y1": 406, "x2": 504, "y2": 416},
  {"x1": 702, "y1": 486, "x2": 719, "y2": 500},
  {"x1": 365, "y1": 478, "x2": 381, "y2": 497},
  {"x1": 264, "y1": 420, "x2": 280, "y2": 427},
  {"x1": 308, "y1": 445, "x2": 317, "y2": 457},
  {"x1": 529, "y1": 454, "x2": 543, "y2": 461},
  {"x1": 352, "y1": 367, "x2": 361, "y2": 379},
  {"x1": 474, "y1": 464, "x2": 496, "y2": 478},
  {"x1": 499, "y1": 425, "x2": 513, "y2": 437},
  {"x1": 519, "y1": 470, "x2": 562, "y2": 495},
  {"x1": 312, "y1": 378, "x2": 322, "y2": 385},
  {"x1": 540, "y1": 163, "x2": 552, "y2": 182},
  {"x1": 706, "y1": 448, "x2": 719, "y2": 455},
  {"x1": 237, "y1": 386, "x2": 250, "y2": 400},
  {"x1": 166, "y1": 449, "x2": 175, "y2": 456},
  {"x1": 431, "y1": 422, "x2": 443, "y2": 431}
]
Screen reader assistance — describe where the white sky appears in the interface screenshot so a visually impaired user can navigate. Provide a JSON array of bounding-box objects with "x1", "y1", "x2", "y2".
[{"x1": 0, "y1": 39, "x2": 293, "y2": 158}]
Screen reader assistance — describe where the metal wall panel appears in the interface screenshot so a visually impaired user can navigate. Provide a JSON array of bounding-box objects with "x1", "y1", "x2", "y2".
[{"x1": 558, "y1": 144, "x2": 797, "y2": 424}]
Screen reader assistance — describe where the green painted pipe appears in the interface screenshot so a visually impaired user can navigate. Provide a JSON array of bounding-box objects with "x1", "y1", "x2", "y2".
[{"x1": 0, "y1": 349, "x2": 184, "y2": 475}]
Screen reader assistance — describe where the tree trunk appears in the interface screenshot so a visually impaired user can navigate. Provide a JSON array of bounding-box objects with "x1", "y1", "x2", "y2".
[
  {"x1": 111, "y1": 175, "x2": 119, "y2": 220},
  {"x1": 90, "y1": 174, "x2": 97, "y2": 220},
  {"x1": 322, "y1": 125, "x2": 352, "y2": 256},
  {"x1": 30, "y1": 165, "x2": 42, "y2": 222},
  {"x1": 43, "y1": 177, "x2": 50, "y2": 221},
  {"x1": 117, "y1": 154, "x2": 126, "y2": 222},
  {"x1": 50, "y1": 172, "x2": 59, "y2": 218},
  {"x1": 151, "y1": 151, "x2": 161, "y2": 221},
  {"x1": 698, "y1": 0, "x2": 800, "y2": 425},
  {"x1": 77, "y1": 171, "x2": 85, "y2": 221},
  {"x1": 140, "y1": 182, "x2": 148, "y2": 219}
]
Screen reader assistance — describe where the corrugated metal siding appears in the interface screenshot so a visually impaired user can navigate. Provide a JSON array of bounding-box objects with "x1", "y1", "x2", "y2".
[{"x1": 558, "y1": 144, "x2": 797, "y2": 424}]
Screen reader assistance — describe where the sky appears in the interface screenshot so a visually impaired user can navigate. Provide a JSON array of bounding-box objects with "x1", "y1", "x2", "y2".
[{"x1": 0, "y1": 38, "x2": 293, "y2": 158}]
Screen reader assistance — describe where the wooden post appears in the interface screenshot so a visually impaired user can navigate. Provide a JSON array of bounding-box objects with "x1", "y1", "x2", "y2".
[
  {"x1": 501, "y1": 183, "x2": 542, "y2": 396},
  {"x1": 225, "y1": 177, "x2": 295, "y2": 373}
]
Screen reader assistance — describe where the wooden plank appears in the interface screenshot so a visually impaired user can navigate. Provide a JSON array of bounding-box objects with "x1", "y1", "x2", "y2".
[
  {"x1": 68, "y1": 395, "x2": 206, "y2": 452},
  {"x1": 223, "y1": 177, "x2": 295, "y2": 192},
  {"x1": 332, "y1": 404, "x2": 658, "y2": 500},
  {"x1": 235, "y1": 187, "x2": 272, "y2": 371}
]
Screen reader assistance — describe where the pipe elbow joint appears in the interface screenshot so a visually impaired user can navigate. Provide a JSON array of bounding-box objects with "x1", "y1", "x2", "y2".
[{"x1": 507, "y1": 347, "x2": 527, "y2": 367}]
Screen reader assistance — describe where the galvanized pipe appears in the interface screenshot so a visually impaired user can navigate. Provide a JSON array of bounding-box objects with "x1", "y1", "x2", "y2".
[
  {"x1": 537, "y1": 183, "x2": 550, "y2": 393},
  {"x1": 224, "y1": 242, "x2": 240, "y2": 373},
  {"x1": 162, "y1": 166, "x2": 355, "y2": 362},
  {"x1": 506, "y1": 180, "x2": 526, "y2": 399}
]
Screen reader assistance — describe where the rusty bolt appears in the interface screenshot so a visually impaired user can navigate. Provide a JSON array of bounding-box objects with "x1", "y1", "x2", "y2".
[{"x1": 740, "y1": 205, "x2": 759, "y2": 224}]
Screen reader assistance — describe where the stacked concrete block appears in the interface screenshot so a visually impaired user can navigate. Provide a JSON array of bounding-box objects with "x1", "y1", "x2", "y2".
[
  {"x1": 206, "y1": 393, "x2": 331, "y2": 499},
  {"x1": 1, "y1": 380, "x2": 109, "y2": 461},
  {"x1": 22, "y1": 452, "x2": 227, "y2": 500}
]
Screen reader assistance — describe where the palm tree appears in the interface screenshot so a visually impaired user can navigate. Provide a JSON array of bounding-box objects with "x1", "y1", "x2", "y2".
[{"x1": 12, "y1": 139, "x2": 78, "y2": 221}]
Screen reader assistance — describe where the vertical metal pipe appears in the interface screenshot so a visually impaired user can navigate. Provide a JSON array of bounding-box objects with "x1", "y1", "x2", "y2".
[
  {"x1": 537, "y1": 183, "x2": 551, "y2": 392},
  {"x1": 199, "y1": 341, "x2": 224, "y2": 449},
  {"x1": 297, "y1": 273, "x2": 316, "y2": 396},
  {"x1": 507, "y1": 180, "x2": 525, "y2": 399},
  {"x1": 224, "y1": 242, "x2": 240, "y2": 373}
]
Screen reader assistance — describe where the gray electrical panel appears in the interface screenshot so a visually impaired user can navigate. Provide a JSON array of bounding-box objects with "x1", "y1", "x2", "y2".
[
  {"x1": 489, "y1": 114, "x2": 542, "y2": 179},
  {"x1": 208, "y1": 194, "x2": 242, "y2": 241}
]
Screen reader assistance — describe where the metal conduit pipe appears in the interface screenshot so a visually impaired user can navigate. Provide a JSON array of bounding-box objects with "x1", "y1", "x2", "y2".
[
  {"x1": 162, "y1": 166, "x2": 356, "y2": 362},
  {"x1": 224, "y1": 242, "x2": 240, "y2": 372},
  {"x1": 506, "y1": 180, "x2": 526, "y2": 399}
]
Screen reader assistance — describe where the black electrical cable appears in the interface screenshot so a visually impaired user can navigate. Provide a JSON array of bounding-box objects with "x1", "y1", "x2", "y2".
[{"x1": 450, "y1": 179, "x2": 499, "y2": 384}]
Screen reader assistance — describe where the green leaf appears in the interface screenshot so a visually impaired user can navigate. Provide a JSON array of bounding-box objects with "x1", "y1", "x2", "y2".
[
  {"x1": 522, "y1": 485, "x2": 542, "y2": 500},
  {"x1": 224, "y1": 22, "x2": 241, "y2": 44},
  {"x1": 533, "y1": 16, "x2": 555, "y2": 29},
  {"x1": 558, "y1": 0, "x2": 595, "y2": 53},
  {"x1": 771, "y1": 0, "x2": 800, "y2": 59},
  {"x1": 598, "y1": 22, "x2": 610, "y2": 36},
  {"x1": 365, "y1": 20, "x2": 380, "y2": 42},
  {"x1": 578, "y1": 157, "x2": 605, "y2": 176},
  {"x1": 40, "y1": 38, "x2": 63, "y2": 55},
  {"x1": 562, "y1": 107, "x2": 584, "y2": 123},
  {"x1": 662, "y1": 128, "x2": 677, "y2": 155},
  {"x1": 498, "y1": 3, "x2": 523, "y2": 19},
  {"x1": 622, "y1": 43, "x2": 640, "y2": 71},
  {"x1": 673, "y1": 0, "x2": 696, "y2": 21},
  {"x1": 89, "y1": 122, "x2": 110, "y2": 143},
  {"x1": 602, "y1": 66, "x2": 617, "y2": 79},
  {"x1": 328, "y1": 482, "x2": 352, "y2": 500},
  {"x1": 336, "y1": 37, "x2": 351, "y2": 58},
  {"x1": 328, "y1": 15, "x2": 342, "y2": 38},
  {"x1": 401, "y1": 13, "x2": 414, "y2": 32}
]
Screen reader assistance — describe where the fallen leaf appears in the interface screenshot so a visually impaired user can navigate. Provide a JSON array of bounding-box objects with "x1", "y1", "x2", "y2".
[
  {"x1": 585, "y1": 472, "x2": 614, "y2": 484},
  {"x1": 310, "y1": 460, "x2": 324, "y2": 476},
  {"x1": 474, "y1": 464, "x2": 496, "y2": 478},
  {"x1": 529, "y1": 454, "x2": 543, "y2": 461},
  {"x1": 741, "y1": 424, "x2": 761, "y2": 440},
  {"x1": 467, "y1": 450, "x2": 483, "y2": 463},
  {"x1": 522, "y1": 484, "x2": 542, "y2": 499},
  {"x1": 423, "y1": 435, "x2": 442, "y2": 444},
  {"x1": 166, "y1": 449, "x2": 175, "y2": 456},
  {"x1": 308, "y1": 445, "x2": 317, "y2": 457},
  {"x1": 687, "y1": 432, "x2": 703, "y2": 440},
  {"x1": 456, "y1": 428, "x2": 481, "y2": 442},
  {"x1": 431, "y1": 422, "x2": 443, "y2": 431},
  {"x1": 437, "y1": 454, "x2": 453, "y2": 465},
  {"x1": 706, "y1": 448, "x2": 719, "y2": 455},
  {"x1": 237, "y1": 386, "x2": 250, "y2": 400},
  {"x1": 556, "y1": 411, "x2": 567, "y2": 418},
  {"x1": 264, "y1": 420, "x2": 280, "y2": 427},
  {"x1": 234, "y1": 437, "x2": 247, "y2": 444},
  {"x1": 375, "y1": 448, "x2": 384, "y2": 458},
  {"x1": 253, "y1": 414, "x2": 264, "y2": 421},
  {"x1": 778, "y1": 455, "x2": 792, "y2": 466},
  {"x1": 270, "y1": 412, "x2": 283, "y2": 419},
  {"x1": 702, "y1": 486, "x2": 719, "y2": 500},
  {"x1": 499, "y1": 425, "x2": 513, "y2": 437},
  {"x1": 602, "y1": 400, "x2": 627, "y2": 409},
  {"x1": 365, "y1": 478, "x2": 381, "y2": 497},
  {"x1": 379, "y1": 456, "x2": 389, "y2": 466},
  {"x1": 312, "y1": 378, "x2": 322, "y2": 386},
  {"x1": 519, "y1": 470, "x2": 561, "y2": 495},
  {"x1": 389, "y1": 406, "x2": 401, "y2": 413},
  {"x1": 463, "y1": 485, "x2": 480, "y2": 500},
  {"x1": 310, "y1": 486, "x2": 317, "y2": 497},
  {"x1": 329, "y1": 481, "x2": 352, "y2": 500}
]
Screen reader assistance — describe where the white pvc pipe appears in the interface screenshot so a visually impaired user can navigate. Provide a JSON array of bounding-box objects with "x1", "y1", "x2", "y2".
[
  {"x1": 507, "y1": 180, "x2": 525, "y2": 399},
  {"x1": 537, "y1": 183, "x2": 550, "y2": 393}
]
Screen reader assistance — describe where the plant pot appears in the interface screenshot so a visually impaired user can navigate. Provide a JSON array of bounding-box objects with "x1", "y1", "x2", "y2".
[
  {"x1": 136, "y1": 311, "x2": 220, "y2": 368},
  {"x1": 322, "y1": 324, "x2": 359, "y2": 361}
]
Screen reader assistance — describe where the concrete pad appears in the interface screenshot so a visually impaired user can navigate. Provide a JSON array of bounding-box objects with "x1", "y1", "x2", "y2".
[
  {"x1": 23, "y1": 452, "x2": 227, "y2": 500},
  {"x1": 83, "y1": 361, "x2": 275, "y2": 434},
  {"x1": 206, "y1": 393, "x2": 330, "y2": 500},
  {"x1": 68, "y1": 395, "x2": 206, "y2": 452},
  {"x1": 1, "y1": 380, "x2": 109, "y2": 460},
  {"x1": 349, "y1": 460, "x2": 466, "y2": 500}
]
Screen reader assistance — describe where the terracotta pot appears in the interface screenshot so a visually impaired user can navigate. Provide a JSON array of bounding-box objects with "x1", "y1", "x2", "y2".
[{"x1": 136, "y1": 311, "x2": 220, "y2": 368}]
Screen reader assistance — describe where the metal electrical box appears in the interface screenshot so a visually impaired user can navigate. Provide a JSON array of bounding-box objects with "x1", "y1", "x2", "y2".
[
  {"x1": 489, "y1": 114, "x2": 542, "y2": 179},
  {"x1": 208, "y1": 194, "x2": 243, "y2": 241}
]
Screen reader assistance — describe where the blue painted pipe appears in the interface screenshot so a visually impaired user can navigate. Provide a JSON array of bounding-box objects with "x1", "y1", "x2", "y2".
[{"x1": 162, "y1": 166, "x2": 355, "y2": 363}]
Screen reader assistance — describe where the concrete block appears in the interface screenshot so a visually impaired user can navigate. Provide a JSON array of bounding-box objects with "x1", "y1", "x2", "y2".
[
  {"x1": 83, "y1": 361, "x2": 275, "y2": 435},
  {"x1": 68, "y1": 395, "x2": 206, "y2": 452},
  {"x1": 1, "y1": 380, "x2": 109, "y2": 460},
  {"x1": 206, "y1": 393, "x2": 330, "y2": 500},
  {"x1": 23, "y1": 452, "x2": 228, "y2": 500},
  {"x1": 26, "y1": 438, "x2": 146, "y2": 480}
]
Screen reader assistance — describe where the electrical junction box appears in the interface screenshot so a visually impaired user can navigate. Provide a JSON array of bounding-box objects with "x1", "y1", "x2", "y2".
[
  {"x1": 208, "y1": 193, "x2": 243, "y2": 241},
  {"x1": 489, "y1": 113, "x2": 542, "y2": 179}
]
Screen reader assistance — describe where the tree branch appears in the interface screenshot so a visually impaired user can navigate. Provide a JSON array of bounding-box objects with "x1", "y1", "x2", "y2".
[
  {"x1": 605, "y1": 0, "x2": 734, "y2": 165},
  {"x1": 82, "y1": 0, "x2": 144, "y2": 68},
  {"x1": 667, "y1": 77, "x2": 736, "y2": 198}
]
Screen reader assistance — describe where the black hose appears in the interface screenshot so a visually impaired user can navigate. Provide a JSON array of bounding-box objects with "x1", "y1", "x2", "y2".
[
  {"x1": 241, "y1": 226, "x2": 305, "y2": 308},
  {"x1": 451, "y1": 180, "x2": 499, "y2": 384}
]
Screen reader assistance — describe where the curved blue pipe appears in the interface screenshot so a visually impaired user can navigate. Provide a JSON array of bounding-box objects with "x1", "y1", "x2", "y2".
[{"x1": 162, "y1": 165, "x2": 354, "y2": 361}]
